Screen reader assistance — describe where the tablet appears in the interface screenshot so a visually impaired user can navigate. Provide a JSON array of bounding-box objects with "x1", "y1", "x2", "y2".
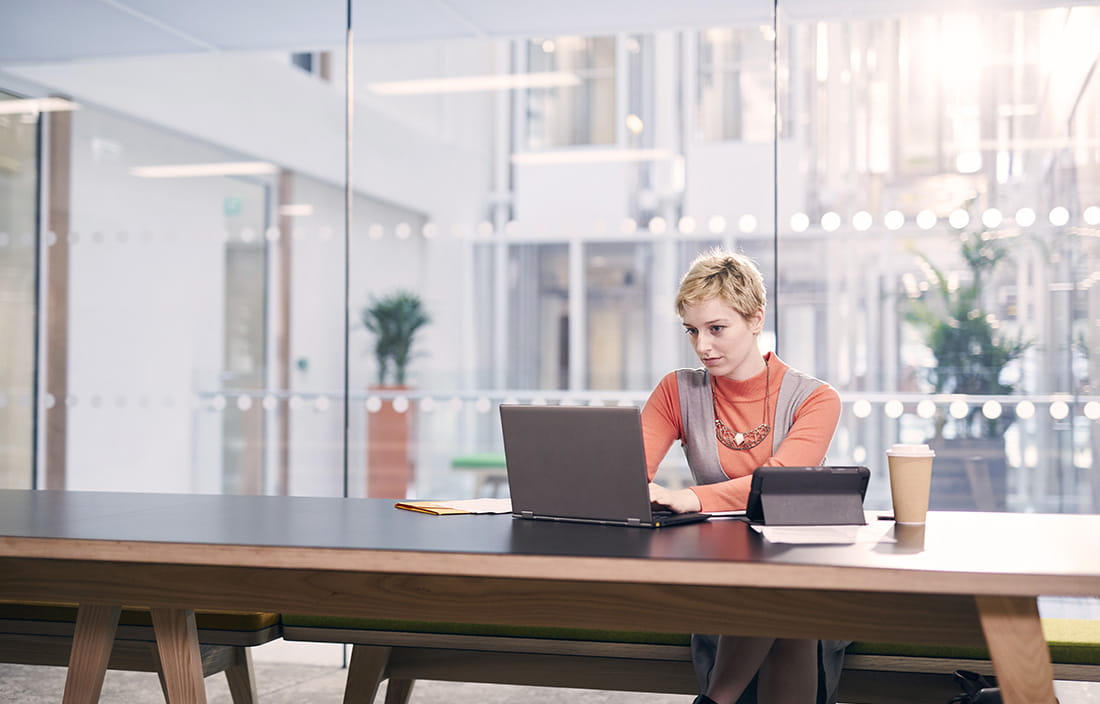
[{"x1": 745, "y1": 466, "x2": 870, "y2": 525}]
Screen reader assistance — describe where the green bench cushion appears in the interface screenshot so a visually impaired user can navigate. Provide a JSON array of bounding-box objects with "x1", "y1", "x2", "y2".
[
  {"x1": 846, "y1": 618, "x2": 1100, "y2": 665},
  {"x1": 281, "y1": 615, "x2": 689, "y2": 646},
  {"x1": 0, "y1": 600, "x2": 279, "y2": 633},
  {"x1": 283, "y1": 615, "x2": 1100, "y2": 666},
  {"x1": 450, "y1": 453, "x2": 507, "y2": 469}
]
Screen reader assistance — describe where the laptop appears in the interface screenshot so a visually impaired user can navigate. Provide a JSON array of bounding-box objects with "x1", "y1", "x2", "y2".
[
  {"x1": 499, "y1": 404, "x2": 710, "y2": 528},
  {"x1": 745, "y1": 466, "x2": 871, "y2": 525}
]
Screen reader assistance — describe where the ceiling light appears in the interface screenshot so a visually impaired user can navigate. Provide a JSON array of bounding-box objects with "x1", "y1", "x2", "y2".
[
  {"x1": 129, "y1": 161, "x2": 277, "y2": 178},
  {"x1": 367, "y1": 72, "x2": 580, "y2": 95},
  {"x1": 0, "y1": 98, "x2": 80, "y2": 115},
  {"x1": 512, "y1": 148, "x2": 674, "y2": 165}
]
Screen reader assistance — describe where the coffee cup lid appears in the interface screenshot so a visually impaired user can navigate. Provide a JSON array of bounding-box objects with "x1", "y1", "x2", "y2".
[{"x1": 887, "y1": 443, "x2": 935, "y2": 457}]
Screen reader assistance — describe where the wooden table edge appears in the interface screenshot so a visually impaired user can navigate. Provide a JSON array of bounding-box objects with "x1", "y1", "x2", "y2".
[{"x1": 3, "y1": 536, "x2": 1098, "y2": 598}]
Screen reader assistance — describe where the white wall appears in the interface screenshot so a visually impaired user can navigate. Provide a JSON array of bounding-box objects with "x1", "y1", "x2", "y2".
[
  {"x1": 513, "y1": 161, "x2": 636, "y2": 229},
  {"x1": 64, "y1": 107, "x2": 246, "y2": 492}
]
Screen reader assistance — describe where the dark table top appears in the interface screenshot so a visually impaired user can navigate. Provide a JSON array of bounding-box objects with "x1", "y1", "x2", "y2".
[{"x1": 2, "y1": 490, "x2": 1099, "y2": 590}]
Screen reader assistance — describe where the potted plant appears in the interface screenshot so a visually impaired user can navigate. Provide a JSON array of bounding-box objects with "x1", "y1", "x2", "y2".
[
  {"x1": 905, "y1": 210, "x2": 1030, "y2": 510},
  {"x1": 361, "y1": 290, "x2": 431, "y2": 387},
  {"x1": 360, "y1": 290, "x2": 430, "y2": 498}
]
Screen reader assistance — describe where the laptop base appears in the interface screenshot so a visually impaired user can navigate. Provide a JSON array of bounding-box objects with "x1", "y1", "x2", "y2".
[{"x1": 513, "y1": 511, "x2": 711, "y2": 528}]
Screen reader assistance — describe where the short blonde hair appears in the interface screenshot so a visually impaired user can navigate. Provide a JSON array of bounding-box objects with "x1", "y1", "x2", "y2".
[{"x1": 675, "y1": 248, "x2": 766, "y2": 319}]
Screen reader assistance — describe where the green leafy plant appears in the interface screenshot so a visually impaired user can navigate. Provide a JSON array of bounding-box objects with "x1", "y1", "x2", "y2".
[
  {"x1": 905, "y1": 218, "x2": 1031, "y2": 439},
  {"x1": 360, "y1": 290, "x2": 430, "y2": 386}
]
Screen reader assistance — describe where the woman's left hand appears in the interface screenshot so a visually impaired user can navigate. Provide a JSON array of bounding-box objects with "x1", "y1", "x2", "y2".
[{"x1": 648, "y1": 482, "x2": 702, "y2": 514}]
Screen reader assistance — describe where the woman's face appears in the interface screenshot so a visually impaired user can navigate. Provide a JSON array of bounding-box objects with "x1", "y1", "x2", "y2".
[{"x1": 681, "y1": 297, "x2": 765, "y2": 380}]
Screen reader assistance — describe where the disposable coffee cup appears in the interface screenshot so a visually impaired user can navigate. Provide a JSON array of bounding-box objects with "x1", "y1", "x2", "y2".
[{"x1": 886, "y1": 443, "x2": 935, "y2": 524}]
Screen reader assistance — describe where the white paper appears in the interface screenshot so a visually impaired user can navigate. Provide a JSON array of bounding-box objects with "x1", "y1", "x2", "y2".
[
  {"x1": 432, "y1": 498, "x2": 513, "y2": 514},
  {"x1": 751, "y1": 521, "x2": 893, "y2": 545}
]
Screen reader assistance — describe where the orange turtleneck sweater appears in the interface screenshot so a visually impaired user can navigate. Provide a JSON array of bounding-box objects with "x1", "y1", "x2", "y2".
[{"x1": 641, "y1": 353, "x2": 841, "y2": 512}]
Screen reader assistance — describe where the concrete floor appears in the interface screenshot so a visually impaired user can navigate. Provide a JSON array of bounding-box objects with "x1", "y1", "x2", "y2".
[
  {"x1": 5, "y1": 661, "x2": 1100, "y2": 703},
  {"x1": 4, "y1": 660, "x2": 1100, "y2": 703},
  {"x1": 0, "y1": 661, "x2": 694, "y2": 703},
  {"x1": 0, "y1": 639, "x2": 693, "y2": 703}
]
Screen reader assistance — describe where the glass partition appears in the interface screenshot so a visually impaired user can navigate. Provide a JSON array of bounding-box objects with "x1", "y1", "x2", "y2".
[
  {"x1": 0, "y1": 2, "x2": 348, "y2": 495},
  {"x1": 775, "y1": 4, "x2": 1100, "y2": 514},
  {"x1": 2, "y1": 1, "x2": 1098, "y2": 516}
]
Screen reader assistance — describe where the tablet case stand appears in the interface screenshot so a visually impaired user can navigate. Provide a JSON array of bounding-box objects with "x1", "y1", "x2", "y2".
[
  {"x1": 747, "y1": 466, "x2": 870, "y2": 526},
  {"x1": 758, "y1": 491, "x2": 866, "y2": 526}
]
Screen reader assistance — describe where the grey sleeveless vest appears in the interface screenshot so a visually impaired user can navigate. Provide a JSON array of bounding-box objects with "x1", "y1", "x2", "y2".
[{"x1": 675, "y1": 365, "x2": 826, "y2": 485}]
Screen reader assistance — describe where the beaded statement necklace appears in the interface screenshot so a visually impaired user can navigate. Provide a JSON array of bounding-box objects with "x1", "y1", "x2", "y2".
[{"x1": 712, "y1": 358, "x2": 771, "y2": 451}]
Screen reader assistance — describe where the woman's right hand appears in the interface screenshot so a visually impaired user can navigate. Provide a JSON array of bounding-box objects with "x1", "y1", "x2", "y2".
[{"x1": 648, "y1": 482, "x2": 702, "y2": 514}]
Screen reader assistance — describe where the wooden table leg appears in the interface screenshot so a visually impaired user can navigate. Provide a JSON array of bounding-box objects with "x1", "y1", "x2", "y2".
[
  {"x1": 63, "y1": 603, "x2": 121, "y2": 704},
  {"x1": 151, "y1": 607, "x2": 208, "y2": 704},
  {"x1": 976, "y1": 595, "x2": 1057, "y2": 704},
  {"x1": 344, "y1": 644, "x2": 392, "y2": 704},
  {"x1": 225, "y1": 647, "x2": 258, "y2": 704}
]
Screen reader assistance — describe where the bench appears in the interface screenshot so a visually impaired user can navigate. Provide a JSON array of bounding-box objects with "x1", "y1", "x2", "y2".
[
  {"x1": 282, "y1": 616, "x2": 1100, "y2": 704},
  {"x1": 0, "y1": 601, "x2": 281, "y2": 703},
  {"x1": 450, "y1": 453, "x2": 508, "y2": 498}
]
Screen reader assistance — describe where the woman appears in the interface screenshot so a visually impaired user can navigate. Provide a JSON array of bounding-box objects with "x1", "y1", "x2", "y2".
[{"x1": 642, "y1": 248, "x2": 843, "y2": 704}]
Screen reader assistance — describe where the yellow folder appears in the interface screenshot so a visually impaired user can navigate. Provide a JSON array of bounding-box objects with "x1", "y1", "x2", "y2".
[{"x1": 394, "y1": 498, "x2": 512, "y2": 515}]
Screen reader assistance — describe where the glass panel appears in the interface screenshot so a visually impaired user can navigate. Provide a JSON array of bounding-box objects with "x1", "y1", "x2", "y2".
[
  {"x1": 349, "y1": 2, "x2": 778, "y2": 500},
  {"x1": 776, "y1": 4, "x2": 1100, "y2": 514},
  {"x1": 1, "y1": 3, "x2": 348, "y2": 496},
  {"x1": 8, "y1": 0, "x2": 1095, "y2": 518},
  {"x1": 0, "y1": 91, "x2": 38, "y2": 489}
]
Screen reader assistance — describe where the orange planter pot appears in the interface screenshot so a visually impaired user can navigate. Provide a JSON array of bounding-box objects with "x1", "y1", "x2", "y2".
[{"x1": 366, "y1": 386, "x2": 416, "y2": 498}]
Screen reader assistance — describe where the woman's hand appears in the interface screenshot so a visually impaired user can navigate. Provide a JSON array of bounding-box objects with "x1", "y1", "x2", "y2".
[{"x1": 648, "y1": 482, "x2": 702, "y2": 514}]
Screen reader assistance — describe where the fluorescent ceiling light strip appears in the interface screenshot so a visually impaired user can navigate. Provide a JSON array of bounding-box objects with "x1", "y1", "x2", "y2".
[
  {"x1": 0, "y1": 98, "x2": 80, "y2": 115},
  {"x1": 512, "y1": 148, "x2": 675, "y2": 165},
  {"x1": 129, "y1": 161, "x2": 277, "y2": 178},
  {"x1": 368, "y1": 72, "x2": 581, "y2": 95}
]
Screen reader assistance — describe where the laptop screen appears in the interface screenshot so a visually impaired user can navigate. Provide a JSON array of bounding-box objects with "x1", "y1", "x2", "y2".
[{"x1": 499, "y1": 405, "x2": 655, "y2": 524}]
